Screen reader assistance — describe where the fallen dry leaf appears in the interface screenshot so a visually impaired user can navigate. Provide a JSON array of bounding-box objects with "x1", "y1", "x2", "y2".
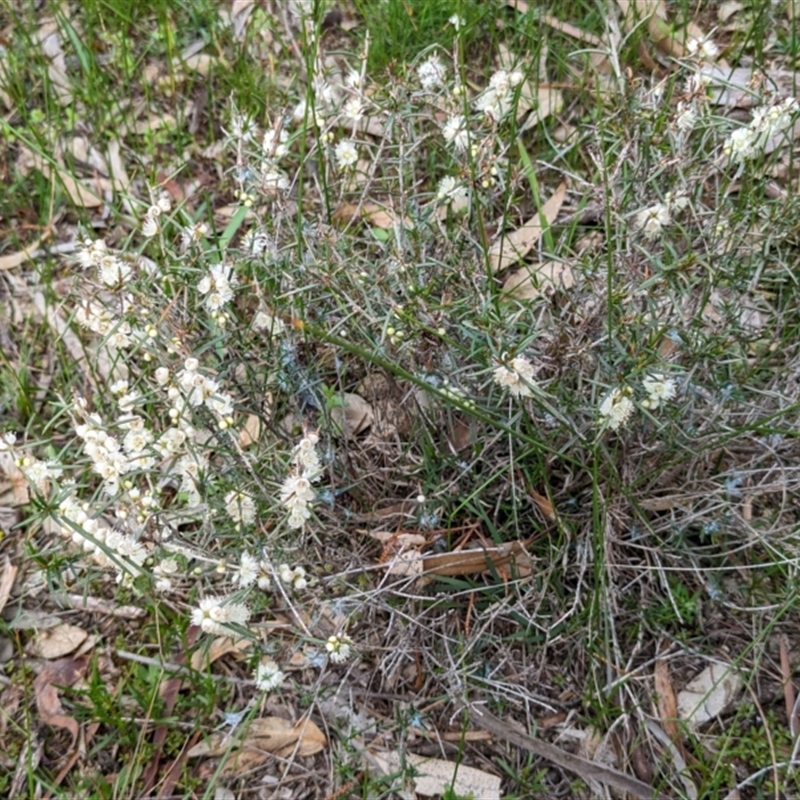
[
  {"x1": 190, "y1": 635, "x2": 252, "y2": 672},
  {"x1": 676, "y1": 662, "x2": 742, "y2": 730},
  {"x1": 333, "y1": 201, "x2": 412, "y2": 230},
  {"x1": 421, "y1": 541, "x2": 532, "y2": 578},
  {"x1": 529, "y1": 488, "x2": 555, "y2": 520},
  {"x1": 654, "y1": 657, "x2": 679, "y2": 740},
  {"x1": 28, "y1": 624, "x2": 88, "y2": 660},
  {"x1": 371, "y1": 751, "x2": 501, "y2": 799},
  {"x1": 330, "y1": 393, "x2": 373, "y2": 438},
  {"x1": 0, "y1": 556, "x2": 18, "y2": 616},
  {"x1": 0, "y1": 235, "x2": 48, "y2": 271},
  {"x1": 539, "y1": 13, "x2": 605, "y2": 46},
  {"x1": 189, "y1": 716, "x2": 327, "y2": 776},
  {"x1": 238, "y1": 413, "x2": 261, "y2": 448},
  {"x1": 489, "y1": 182, "x2": 566, "y2": 272},
  {"x1": 34, "y1": 657, "x2": 88, "y2": 748},
  {"x1": 502, "y1": 260, "x2": 576, "y2": 300},
  {"x1": 18, "y1": 145, "x2": 104, "y2": 208}
]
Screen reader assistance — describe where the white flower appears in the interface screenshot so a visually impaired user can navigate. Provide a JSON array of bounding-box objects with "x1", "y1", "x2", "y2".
[
  {"x1": 326, "y1": 634, "x2": 353, "y2": 664},
  {"x1": 197, "y1": 264, "x2": 237, "y2": 312},
  {"x1": 141, "y1": 215, "x2": 160, "y2": 237},
  {"x1": 334, "y1": 140, "x2": 359, "y2": 169},
  {"x1": 191, "y1": 596, "x2": 250, "y2": 636},
  {"x1": 19, "y1": 457, "x2": 58, "y2": 492},
  {"x1": 635, "y1": 203, "x2": 671, "y2": 238},
  {"x1": 642, "y1": 373, "x2": 677, "y2": 410},
  {"x1": 343, "y1": 97, "x2": 363, "y2": 120},
  {"x1": 254, "y1": 659, "x2": 285, "y2": 692},
  {"x1": 234, "y1": 551, "x2": 259, "y2": 587},
  {"x1": 253, "y1": 310, "x2": 286, "y2": 337},
  {"x1": 417, "y1": 54, "x2": 447, "y2": 91},
  {"x1": 723, "y1": 126, "x2": 758, "y2": 162},
  {"x1": 674, "y1": 101, "x2": 698, "y2": 134},
  {"x1": 436, "y1": 176, "x2": 470, "y2": 211},
  {"x1": 292, "y1": 432, "x2": 322, "y2": 480},
  {"x1": 448, "y1": 14, "x2": 465, "y2": 30},
  {"x1": 280, "y1": 473, "x2": 315, "y2": 529},
  {"x1": 153, "y1": 558, "x2": 179, "y2": 593},
  {"x1": 493, "y1": 354, "x2": 536, "y2": 398},
  {"x1": 226, "y1": 491, "x2": 256, "y2": 526},
  {"x1": 442, "y1": 115, "x2": 469, "y2": 152},
  {"x1": 98, "y1": 255, "x2": 133, "y2": 286},
  {"x1": 687, "y1": 36, "x2": 719, "y2": 61},
  {"x1": 599, "y1": 387, "x2": 635, "y2": 431},
  {"x1": 154, "y1": 367, "x2": 170, "y2": 386}
]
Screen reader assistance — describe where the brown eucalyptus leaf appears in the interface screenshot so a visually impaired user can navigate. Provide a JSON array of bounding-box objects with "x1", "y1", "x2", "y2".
[
  {"x1": 330, "y1": 393, "x2": 373, "y2": 438},
  {"x1": 489, "y1": 183, "x2": 566, "y2": 272}
]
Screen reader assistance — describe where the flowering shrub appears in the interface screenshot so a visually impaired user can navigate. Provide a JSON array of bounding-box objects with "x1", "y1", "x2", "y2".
[{"x1": 5, "y1": 14, "x2": 800, "y2": 787}]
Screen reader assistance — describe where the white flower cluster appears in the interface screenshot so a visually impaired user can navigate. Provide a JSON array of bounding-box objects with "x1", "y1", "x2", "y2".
[
  {"x1": 234, "y1": 551, "x2": 272, "y2": 591},
  {"x1": 326, "y1": 634, "x2": 354, "y2": 664},
  {"x1": 723, "y1": 96, "x2": 799, "y2": 163},
  {"x1": 599, "y1": 374, "x2": 677, "y2": 431},
  {"x1": 634, "y1": 192, "x2": 689, "y2": 239},
  {"x1": 442, "y1": 114, "x2": 468, "y2": 152},
  {"x1": 474, "y1": 68, "x2": 524, "y2": 121},
  {"x1": 77, "y1": 237, "x2": 133, "y2": 286},
  {"x1": 280, "y1": 432, "x2": 322, "y2": 529},
  {"x1": 686, "y1": 36, "x2": 719, "y2": 62},
  {"x1": 278, "y1": 563, "x2": 309, "y2": 591},
  {"x1": 141, "y1": 195, "x2": 172, "y2": 237},
  {"x1": 170, "y1": 357, "x2": 235, "y2": 428},
  {"x1": 254, "y1": 659, "x2": 285, "y2": 692},
  {"x1": 260, "y1": 121, "x2": 291, "y2": 190},
  {"x1": 436, "y1": 176, "x2": 469, "y2": 212},
  {"x1": 153, "y1": 557, "x2": 180, "y2": 592},
  {"x1": 75, "y1": 414, "x2": 135, "y2": 496},
  {"x1": 191, "y1": 595, "x2": 250, "y2": 636},
  {"x1": 493, "y1": 354, "x2": 536, "y2": 398},
  {"x1": 417, "y1": 54, "x2": 447, "y2": 92},
  {"x1": 334, "y1": 139, "x2": 359, "y2": 170},
  {"x1": 74, "y1": 299, "x2": 135, "y2": 349},
  {"x1": 225, "y1": 491, "x2": 256, "y2": 526},
  {"x1": 197, "y1": 263, "x2": 237, "y2": 317},
  {"x1": 58, "y1": 495, "x2": 148, "y2": 583},
  {"x1": 16, "y1": 454, "x2": 59, "y2": 493}
]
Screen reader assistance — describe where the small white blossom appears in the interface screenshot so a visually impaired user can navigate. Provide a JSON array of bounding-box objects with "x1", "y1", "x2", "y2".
[
  {"x1": 599, "y1": 387, "x2": 635, "y2": 431},
  {"x1": 253, "y1": 311, "x2": 286, "y2": 337},
  {"x1": 154, "y1": 558, "x2": 179, "y2": 592},
  {"x1": 254, "y1": 659, "x2": 285, "y2": 692},
  {"x1": 225, "y1": 491, "x2": 256, "y2": 526},
  {"x1": 417, "y1": 54, "x2": 447, "y2": 91},
  {"x1": 436, "y1": 176, "x2": 470, "y2": 211},
  {"x1": 141, "y1": 215, "x2": 160, "y2": 238},
  {"x1": 642, "y1": 373, "x2": 677, "y2": 410},
  {"x1": 197, "y1": 264, "x2": 237, "y2": 312},
  {"x1": 191, "y1": 596, "x2": 250, "y2": 636},
  {"x1": 635, "y1": 203, "x2": 671, "y2": 238},
  {"x1": 448, "y1": 14, "x2": 465, "y2": 30},
  {"x1": 326, "y1": 634, "x2": 354, "y2": 664},
  {"x1": 442, "y1": 115, "x2": 469, "y2": 152},
  {"x1": 334, "y1": 140, "x2": 359, "y2": 169},
  {"x1": 234, "y1": 551, "x2": 259, "y2": 587},
  {"x1": 687, "y1": 36, "x2": 719, "y2": 62},
  {"x1": 493, "y1": 355, "x2": 536, "y2": 398},
  {"x1": 723, "y1": 126, "x2": 758, "y2": 163},
  {"x1": 343, "y1": 97, "x2": 363, "y2": 121},
  {"x1": 674, "y1": 101, "x2": 698, "y2": 134}
]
